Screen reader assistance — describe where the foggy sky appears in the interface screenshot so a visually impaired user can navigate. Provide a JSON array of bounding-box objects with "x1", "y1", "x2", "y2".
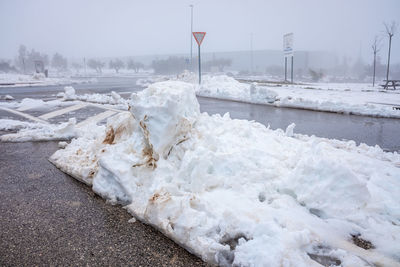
[{"x1": 0, "y1": 0, "x2": 399, "y2": 63}]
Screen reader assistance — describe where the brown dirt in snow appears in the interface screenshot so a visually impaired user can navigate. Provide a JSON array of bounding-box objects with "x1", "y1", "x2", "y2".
[
  {"x1": 351, "y1": 234, "x2": 374, "y2": 250},
  {"x1": 103, "y1": 127, "x2": 115, "y2": 144}
]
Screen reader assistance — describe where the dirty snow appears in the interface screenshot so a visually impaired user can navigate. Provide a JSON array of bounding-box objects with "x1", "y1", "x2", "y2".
[{"x1": 49, "y1": 80, "x2": 400, "y2": 267}]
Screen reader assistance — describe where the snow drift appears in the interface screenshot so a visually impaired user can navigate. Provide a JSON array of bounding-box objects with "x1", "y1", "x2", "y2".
[
  {"x1": 174, "y1": 72, "x2": 400, "y2": 119},
  {"x1": 49, "y1": 80, "x2": 400, "y2": 266}
]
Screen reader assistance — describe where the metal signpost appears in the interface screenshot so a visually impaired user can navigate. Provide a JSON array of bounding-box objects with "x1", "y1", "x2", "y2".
[
  {"x1": 192, "y1": 32, "x2": 206, "y2": 84},
  {"x1": 283, "y1": 33, "x2": 294, "y2": 83}
]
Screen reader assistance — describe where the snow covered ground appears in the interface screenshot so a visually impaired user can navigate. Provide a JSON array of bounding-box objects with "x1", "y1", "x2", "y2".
[
  {"x1": 0, "y1": 86, "x2": 129, "y2": 142},
  {"x1": 57, "y1": 86, "x2": 128, "y2": 108},
  {"x1": 46, "y1": 81, "x2": 400, "y2": 266},
  {"x1": 0, "y1": 118, "x2": 78, "y2": 142},
  {"x1": 0, "y1": 73, "x2": 96, "y2": 87},
  {"x1": 174, "y1": 72, "x2": 400, "y2": 119}
]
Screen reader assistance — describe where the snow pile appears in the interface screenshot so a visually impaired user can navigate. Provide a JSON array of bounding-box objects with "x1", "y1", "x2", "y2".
[
  {"x1": 276, "y1": 94, "x2": 400, "y2": 118},
  {"x1": 0, "y1": 95, "x2": 14, "y2": 100},
  {"x1": 0, "y1": 119, "x2": 37, "y2": 131},
  {"x1": 63, "y1": 86, "x2": 76, "y2": 99},
  {"x1": 0, "y1": 118, "x2": 79, "y2": 142},
  {"x1": 197, "y1": 75, "x2": 251, "y2": 101},
  {"x1": 174, "y1": 73, "x2": 400, "y2": 118},
  {"x1": 0, "y1": 73, "x2": 87, "y2": 87},
  {"x1": 250, "y1": 83, "x2": 278, "y2": 104},
  {"x1": 48, "y1": 80, "x2": 400, "y2": 266},
  {"x1": 32, "y1": 72, "x2": 46, "y2": 80},
  {"x1": 0, "y1": 97, "x2": 70, "y2": 110},
  {"x1": 178, "y1": 73, "x2": 278, "y2": 104},
  {"x1": 136, "y1": 76, "x2": 170, "y2": 88},
  {"x1": 58, "y1": 86, "x2": 127, "y2": 107},
  {"x1": 175, "y1": 70, "x2": 198, "y2": 83},
  {"x1": 136, "y1": 78, "x2": 153, "y2": 87}
]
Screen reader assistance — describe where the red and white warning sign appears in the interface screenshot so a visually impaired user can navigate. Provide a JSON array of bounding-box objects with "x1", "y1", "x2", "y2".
[{"x1": 192, "y1": 32, "x2": 206, "y2": 46}]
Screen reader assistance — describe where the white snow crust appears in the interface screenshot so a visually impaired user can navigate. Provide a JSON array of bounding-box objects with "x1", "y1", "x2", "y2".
[
  {"x1": 0, "y1": 118, "x2": 78, "y2": 142},
  {"x1": 58, "y1": 86, "x2": 128, "y2": 108},
  {"x1": 0, "y1": 73, "x2": 92, "y2": 87},
  {"x1": 49, "y1": 80, "x2": 400, "y2": 267}
]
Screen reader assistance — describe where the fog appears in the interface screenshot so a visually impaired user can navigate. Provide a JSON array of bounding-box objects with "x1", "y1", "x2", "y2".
[{"x1": 0, "y1": 0, "x2": 399, "y2": 64}]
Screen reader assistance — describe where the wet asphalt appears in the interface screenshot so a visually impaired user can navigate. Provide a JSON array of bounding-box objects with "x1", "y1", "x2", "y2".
[{"x1": 0, "y1": 141, "x2": 207, "y2": 267}]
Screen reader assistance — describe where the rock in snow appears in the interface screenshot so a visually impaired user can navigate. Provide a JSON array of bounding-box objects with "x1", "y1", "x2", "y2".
[{"x1": 49, "y1": 80, "x2": 400, "y2": 266}]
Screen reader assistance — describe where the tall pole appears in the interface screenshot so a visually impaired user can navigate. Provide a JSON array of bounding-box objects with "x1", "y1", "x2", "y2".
[
  {"x1": 284, "y1": 57, "x2": 287, "y2": 82},
  {"x1": 198, "y1": 44, "x2": 201, "y2": 84},
  {"x1": 291, "y1": 56, "x2": 294, "y2": 84},
  {"x1": 386, "y1": 34, "x2": 392, "y2": 83},
  {"x1": 373, "y1": 51, "x2": 376, "y2": 87},
  {"x1": 250, "y1": 33, "x2": 254, "y2": 74},
  {"x1": 83, "y1": 57, "x2": 87, "y2": 76},
  {"x1": 190, "y1": 5, "x2": 193, "y2": 68}
]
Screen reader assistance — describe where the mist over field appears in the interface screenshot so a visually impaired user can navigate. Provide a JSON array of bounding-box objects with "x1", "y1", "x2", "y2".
[{"x1": 0, "y1": 0, "x2": 399, "y2": 80}]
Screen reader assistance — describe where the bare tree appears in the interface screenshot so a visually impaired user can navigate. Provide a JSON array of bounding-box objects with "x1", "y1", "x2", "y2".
[
  {"x1": 17, "y1": 45, "x2": 27, "y2": 73},
  {"x1": 371, "y1": 36, "x2": 381, "y2": 87},
  {"x1": 109, "y1": 58, "x2": 124, "y2": 73},
  {"x1": 127, "y1": 59, "x2": 144, "y2": 73},
  {"x1": 51, "y1": 53, "x2": 68, "y2": 71},
  {"x1": 384, "y1": 21, "x2": 397, "y2": 86},
  {"x1": 87, "y1": 59, "x2": 105, "y2": 74}
]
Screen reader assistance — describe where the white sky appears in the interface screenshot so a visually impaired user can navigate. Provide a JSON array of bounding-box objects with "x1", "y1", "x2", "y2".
[{"x1": 0, "y1": 0, "x2": 399, "y2": 63}]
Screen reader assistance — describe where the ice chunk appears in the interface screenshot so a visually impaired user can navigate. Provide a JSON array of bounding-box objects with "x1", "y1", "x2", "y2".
[
  {"x1": 130, "y1": 81, "x2": 199, "y2": 158},
  {"x1": 285, "y1": 123, "x2": 296, "y2": 137}
]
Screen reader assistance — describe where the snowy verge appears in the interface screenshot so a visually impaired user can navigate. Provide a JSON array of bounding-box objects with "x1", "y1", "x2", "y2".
[
  {"x1": 174, "y1": 72, "x2": 400, "y2": 119},
  {"x1": 0, "y1": 73, "x2": 95, "y2": 87},
  {"x1": 57, "y1": 86, "x2": 128, "y2": 108},
  {"x1": 0, "y1": 118, "x2": 79, "y2": 142},
  {"x1": 49, "y1": 80, "x2": 400, "y2": 267}
]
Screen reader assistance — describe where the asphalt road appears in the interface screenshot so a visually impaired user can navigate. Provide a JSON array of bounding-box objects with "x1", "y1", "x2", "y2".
[
  {"x1": 0, "y1": 141, "x2": 207, "y2": 267},
  {"x1": 1, "y1": 77, "x2": 400, "y2": 266}
]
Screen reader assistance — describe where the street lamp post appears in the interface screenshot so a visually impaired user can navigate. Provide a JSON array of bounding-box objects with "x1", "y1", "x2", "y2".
[{"x1": 190, "y1": 5, "x2": 194, "y2": 68}]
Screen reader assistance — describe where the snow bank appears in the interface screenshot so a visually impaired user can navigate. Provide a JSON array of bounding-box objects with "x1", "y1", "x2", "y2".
[
  {"x1": 0, "y1": 119, "x2": 36, "y2": 131},
  {"x1": 195, "y1": 74, "x2": 280, "y2": 105},
  {"x1": 276, "y1": 95, "x2": 400, "y2": 118},
  {"x1": 0, "y1": 118, "x2": 78, "y2": 142},
  {"x1": 136, "y1": 76, "x2": 170, "y2": 88},
  {"x1": 0, "y1": 95, "x2": 14, "y2": 100},
  {"x1": 0, "y1": 73, "x2": 89, "y2": 87},
  {"x1": 175, "y1": 73, "x2": 400, "y2": 118},
  {"x1": 58, "y1": 86, "x2": 128, "y2": 108},
  {"x1": 49, "y1": 80, "x2": 400, "y2": 266}
]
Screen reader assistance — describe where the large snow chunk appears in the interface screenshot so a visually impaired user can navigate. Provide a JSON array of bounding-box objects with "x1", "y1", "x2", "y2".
[
  {"x1": 130, "y1": 81, "x2": 199, "y2": 159},
  {"x1": 63, "y1": 86, "x2": 76, "y2": 100}
]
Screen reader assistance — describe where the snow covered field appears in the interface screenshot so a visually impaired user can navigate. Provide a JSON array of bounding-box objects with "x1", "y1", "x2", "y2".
[
  {"x1": 0, "y1": 73, "x2": 95, "y2": 87},
  {"x1": 45, "y1": 81, "x2": 400, "y2": 266},
  {"x1": 173, "y1": 72, "x2": 400, "y2": 119}
]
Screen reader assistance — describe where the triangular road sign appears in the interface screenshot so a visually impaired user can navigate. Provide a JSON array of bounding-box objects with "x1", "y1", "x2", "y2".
[{"x1": 192, "y1": 32, "x2": 206, "y2": 46}]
